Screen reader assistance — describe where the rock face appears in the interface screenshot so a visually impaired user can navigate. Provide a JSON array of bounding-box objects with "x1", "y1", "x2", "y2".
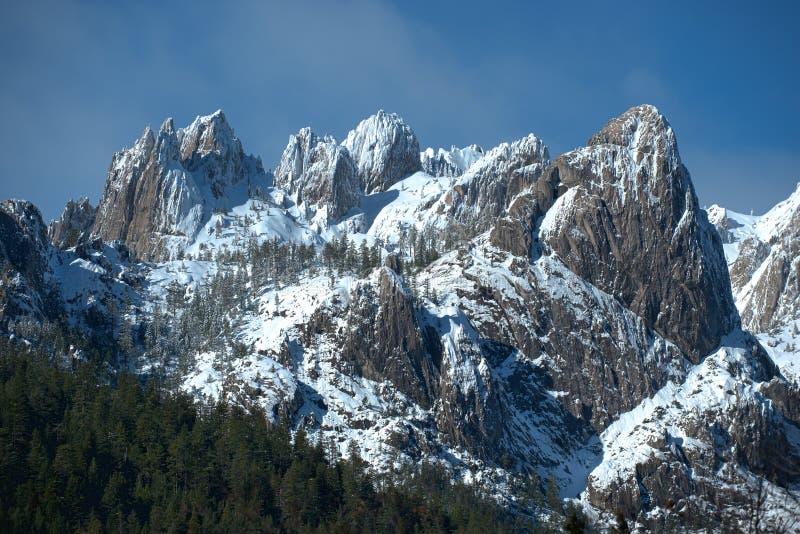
[
  {"x1": 274, "y1": 128, "x2": 360, "y2": 219},
  {"x1": 443, "y1": 246, "x2": 687, "y2": 435},
  {"x1": 339, "y1": 267, "x2": 440, "y2": 407},
  {"x1": 439, "y1": 134, "x2": 549, "y2": 235},
  {"x1": 420, "y1": 144, "x2": 484, "y2": 177},
  {"x1": 585, "y1": 332, "x2": 798, "y2": 532},
  {"x1": 365, "y1": 133, "x2": 549, "y2": 248},
  {"x1": 0, "y1": 200, "x2": 57, "y2": 325},
  {"x1": 92, "y1": 111, "x2": 266, "y2": 261},
  {"x1": 343, "y1": 110, "x2": 421, "y2": 194},
  {"x1": 48, "y1": 197, "x2": 97, "y2": 249},
  {"x1": 534, "y1": 105, "x2": 738, "y2": 361},
  {"x1": 718, "y1": 185, "x2": 800, "y2": 332}
]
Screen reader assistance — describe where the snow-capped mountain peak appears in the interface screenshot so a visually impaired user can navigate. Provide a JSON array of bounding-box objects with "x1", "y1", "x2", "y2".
[
  {"x1": 91, "y1": 110, "x2": 267, "y2": 261},
  {"x1": 343, "y1": 110, "x2": 421, "y2": 194}
]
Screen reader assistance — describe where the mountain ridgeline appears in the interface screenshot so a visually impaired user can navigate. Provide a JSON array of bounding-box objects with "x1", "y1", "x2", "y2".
[{"x1": 2, "y1": 105, "x2": 798, "y2": 532}]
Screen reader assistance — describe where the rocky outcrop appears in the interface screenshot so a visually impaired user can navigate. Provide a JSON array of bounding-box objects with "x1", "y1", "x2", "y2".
[
  {"x1": 437, "y1": 134, "x2": 549, "y2": 236},
  {"x1": 489, "y1": 157, "x2": 565, "y2": 257},
  {"x1": 420, "y1": 144, "x2": 484, "y2": 177},
  {"x1": 92, "y1": 111, "x2": 266, "y2": 261},
  {"x1": 343, "y1": 110, "x2": 421, "y2": 194},
  {"x1": 721, "y1": 185, "x2": 800, "y2": 332},
  {"x1": 0, "y1": 200, "x2": 58, "y2": 324},
  {"x1": 338, "y1": 266, "x2": 439, "y2": 407},
  {"x1": 585, "y1": 333, "x2": 797, "y2": 531},
  {"x1": 445, "y1": 247, "x2": 688, "y2": 434},
  {"x1": 535, "y1": 105, "x2": 738, "y2": 361},
  {"x1": 274, "y1": 128, "x2": 360, "y2": 219},
  {"x1": 48, "y1": 197, "x2": 97, "y2": 249}
]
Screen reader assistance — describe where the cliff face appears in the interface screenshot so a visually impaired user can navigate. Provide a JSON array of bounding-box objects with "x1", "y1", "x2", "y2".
[
  {"x1": 714, "y1": 186, "x2": 800, "y2": 332},
  {"x1": 343, "y1": 110, "x2": 421, "y2": 194},
  {"x1": 48, "y1": 197, "x2": 97, "y2": 249},
  {"x1": 492, "y1": 105, "x2": 738, "y2": 361},
  {"x1": 436, "y1": 134, "x2": 549, "y2": 236},
  {"x1": 0, "y1": 200, "x2": 56, "y2": 324},
  {"x1": 274, "y1": 128, "x2": 360, "y2": 219},
  {"x1": 92, "y1": 111, "x2": 266, "y2": 261}
]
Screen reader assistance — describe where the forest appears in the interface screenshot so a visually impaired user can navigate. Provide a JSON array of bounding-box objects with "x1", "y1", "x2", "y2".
[{"x1": 0, "y1": 338, "x2": 599, "y2": 533}]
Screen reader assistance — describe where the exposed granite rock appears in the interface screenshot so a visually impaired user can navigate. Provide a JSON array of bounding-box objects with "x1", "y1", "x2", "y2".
[
  {"x1": 338, "y1": 267, "x2": 439, "y2": 407},
  {"x1": 437, "y1": 134, "x2": 549, "y2": 236},
  {"x1": 585, "y1": 334, "x2": 797, "y2": 531},
  {"x1": 343, "y1": 110, "x2": 421, "y2": 194},
  {"x1": 729, "y1": 236, "x2": 771, "y2": 292},
  {"x1": 447, "y1": 247, "x2": 688, "y2": 434},
  {"x1": 537, "y1": 105, "x2": 739, "y2": 361},
  {"x1": 92, "y1": 111, "x2": 266, "y2": 261},
  {"x1": 0, "y1": 200, "x2": 59, "y2": 324},
  {"x1": 274, "y1": 127, "x2": 360, "y2": 219},
  {"x1": 48, "y1": 197, "x2": 97, "y2": 249},
  {"x1": 489, "y1": 159, "x2": 568, "y2": 256},
  {"x1": 726, "y1": 185, "x2": 800, "y2": 332}
]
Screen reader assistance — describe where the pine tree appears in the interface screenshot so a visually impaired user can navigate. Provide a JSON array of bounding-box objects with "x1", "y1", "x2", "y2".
[
  {"x1": 359, "y1": 240, "x2": 370, "y2": 275},
  {"x1": 546, "y1": 473, "x2": 562, "y2": 515},
  {"x1": 563, "y1": 502, "x2": 587, "y2": 533},
  {"x1": 610, "y1": 510, "x2": 630, "y2": 533}
]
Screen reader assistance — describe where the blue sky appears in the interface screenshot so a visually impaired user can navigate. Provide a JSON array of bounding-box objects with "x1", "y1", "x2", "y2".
[{"x1": 1, "y1": 0, "x2": 797, "y2": 221}]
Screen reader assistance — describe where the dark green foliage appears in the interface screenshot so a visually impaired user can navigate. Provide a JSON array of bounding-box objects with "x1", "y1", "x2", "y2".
[
  {"x1": 563, "y1": 502, "x2": 588, "y2": 534},
  {"x1": 546, "y1": 472, "x2": 562, "y2": 515},
  {"x1": 609, "y1": 509, "x2": 630, "y2": 533},
  {"x1": 0, "y1": 339, "x2": 534, "y2": 533}
]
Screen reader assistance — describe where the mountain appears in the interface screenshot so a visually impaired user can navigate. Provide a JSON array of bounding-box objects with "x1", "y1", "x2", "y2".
[
  {"x1": 0, "y1": 200, "x2": 57, "y2": 325},
  {"x1": 343, "y1": 110, "x2": 421, "y2": 194},
  {"x1": 708, "y1": 186, "x2": 800, "y2": 384},
  {"x1": 48, "y1": 197, "x2": 97, "y2": 249},
  {"x1": 92, "y1": 111, "x2": 267, "y2": 261},
  {"x1": 274, "y1": 127, "x2": 360, "y2": 221},
  {"x1": 709, "y1": 187, "x2": 800, "y2": 333},
  {"x1": 2, "y1": 105, "x2": 798, "y2": 532}
]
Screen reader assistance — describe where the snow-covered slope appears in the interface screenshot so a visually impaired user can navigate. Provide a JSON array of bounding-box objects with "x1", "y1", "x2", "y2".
[
  {"x1": 708, "y1": 185, "x2": 800, "y2": 387},
  {"x1": 420, "y1": 144, "x2": 484, "y2": 177}
]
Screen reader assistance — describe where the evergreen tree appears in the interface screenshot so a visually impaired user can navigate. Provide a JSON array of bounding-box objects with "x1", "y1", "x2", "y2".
[
  {"x1": 610, "y1": 509, "x2": 631, "y2": 533},
  {"x1": 563, "y1": 502, "x2": 588, "y2": 534}
]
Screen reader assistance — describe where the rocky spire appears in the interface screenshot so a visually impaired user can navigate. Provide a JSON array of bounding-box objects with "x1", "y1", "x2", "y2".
[
  {"x1": 0, "y1": 200, "x2": 56, "y2": 324},
  {"x1": 48, "y1": 197, "x2": 97, "y2": 249},
  {"x1": 535, "y1": 104, "x2": 739, "y2": 360},
  {"x1": 343, "y1": 110, "x2": 421, "y2": 194},
  {"x1": 274, "y1": 128, "x2": 360, "y2": 219},
  {"x1": 91, "y1": 110, "x2": 267, "y2": 261}
]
